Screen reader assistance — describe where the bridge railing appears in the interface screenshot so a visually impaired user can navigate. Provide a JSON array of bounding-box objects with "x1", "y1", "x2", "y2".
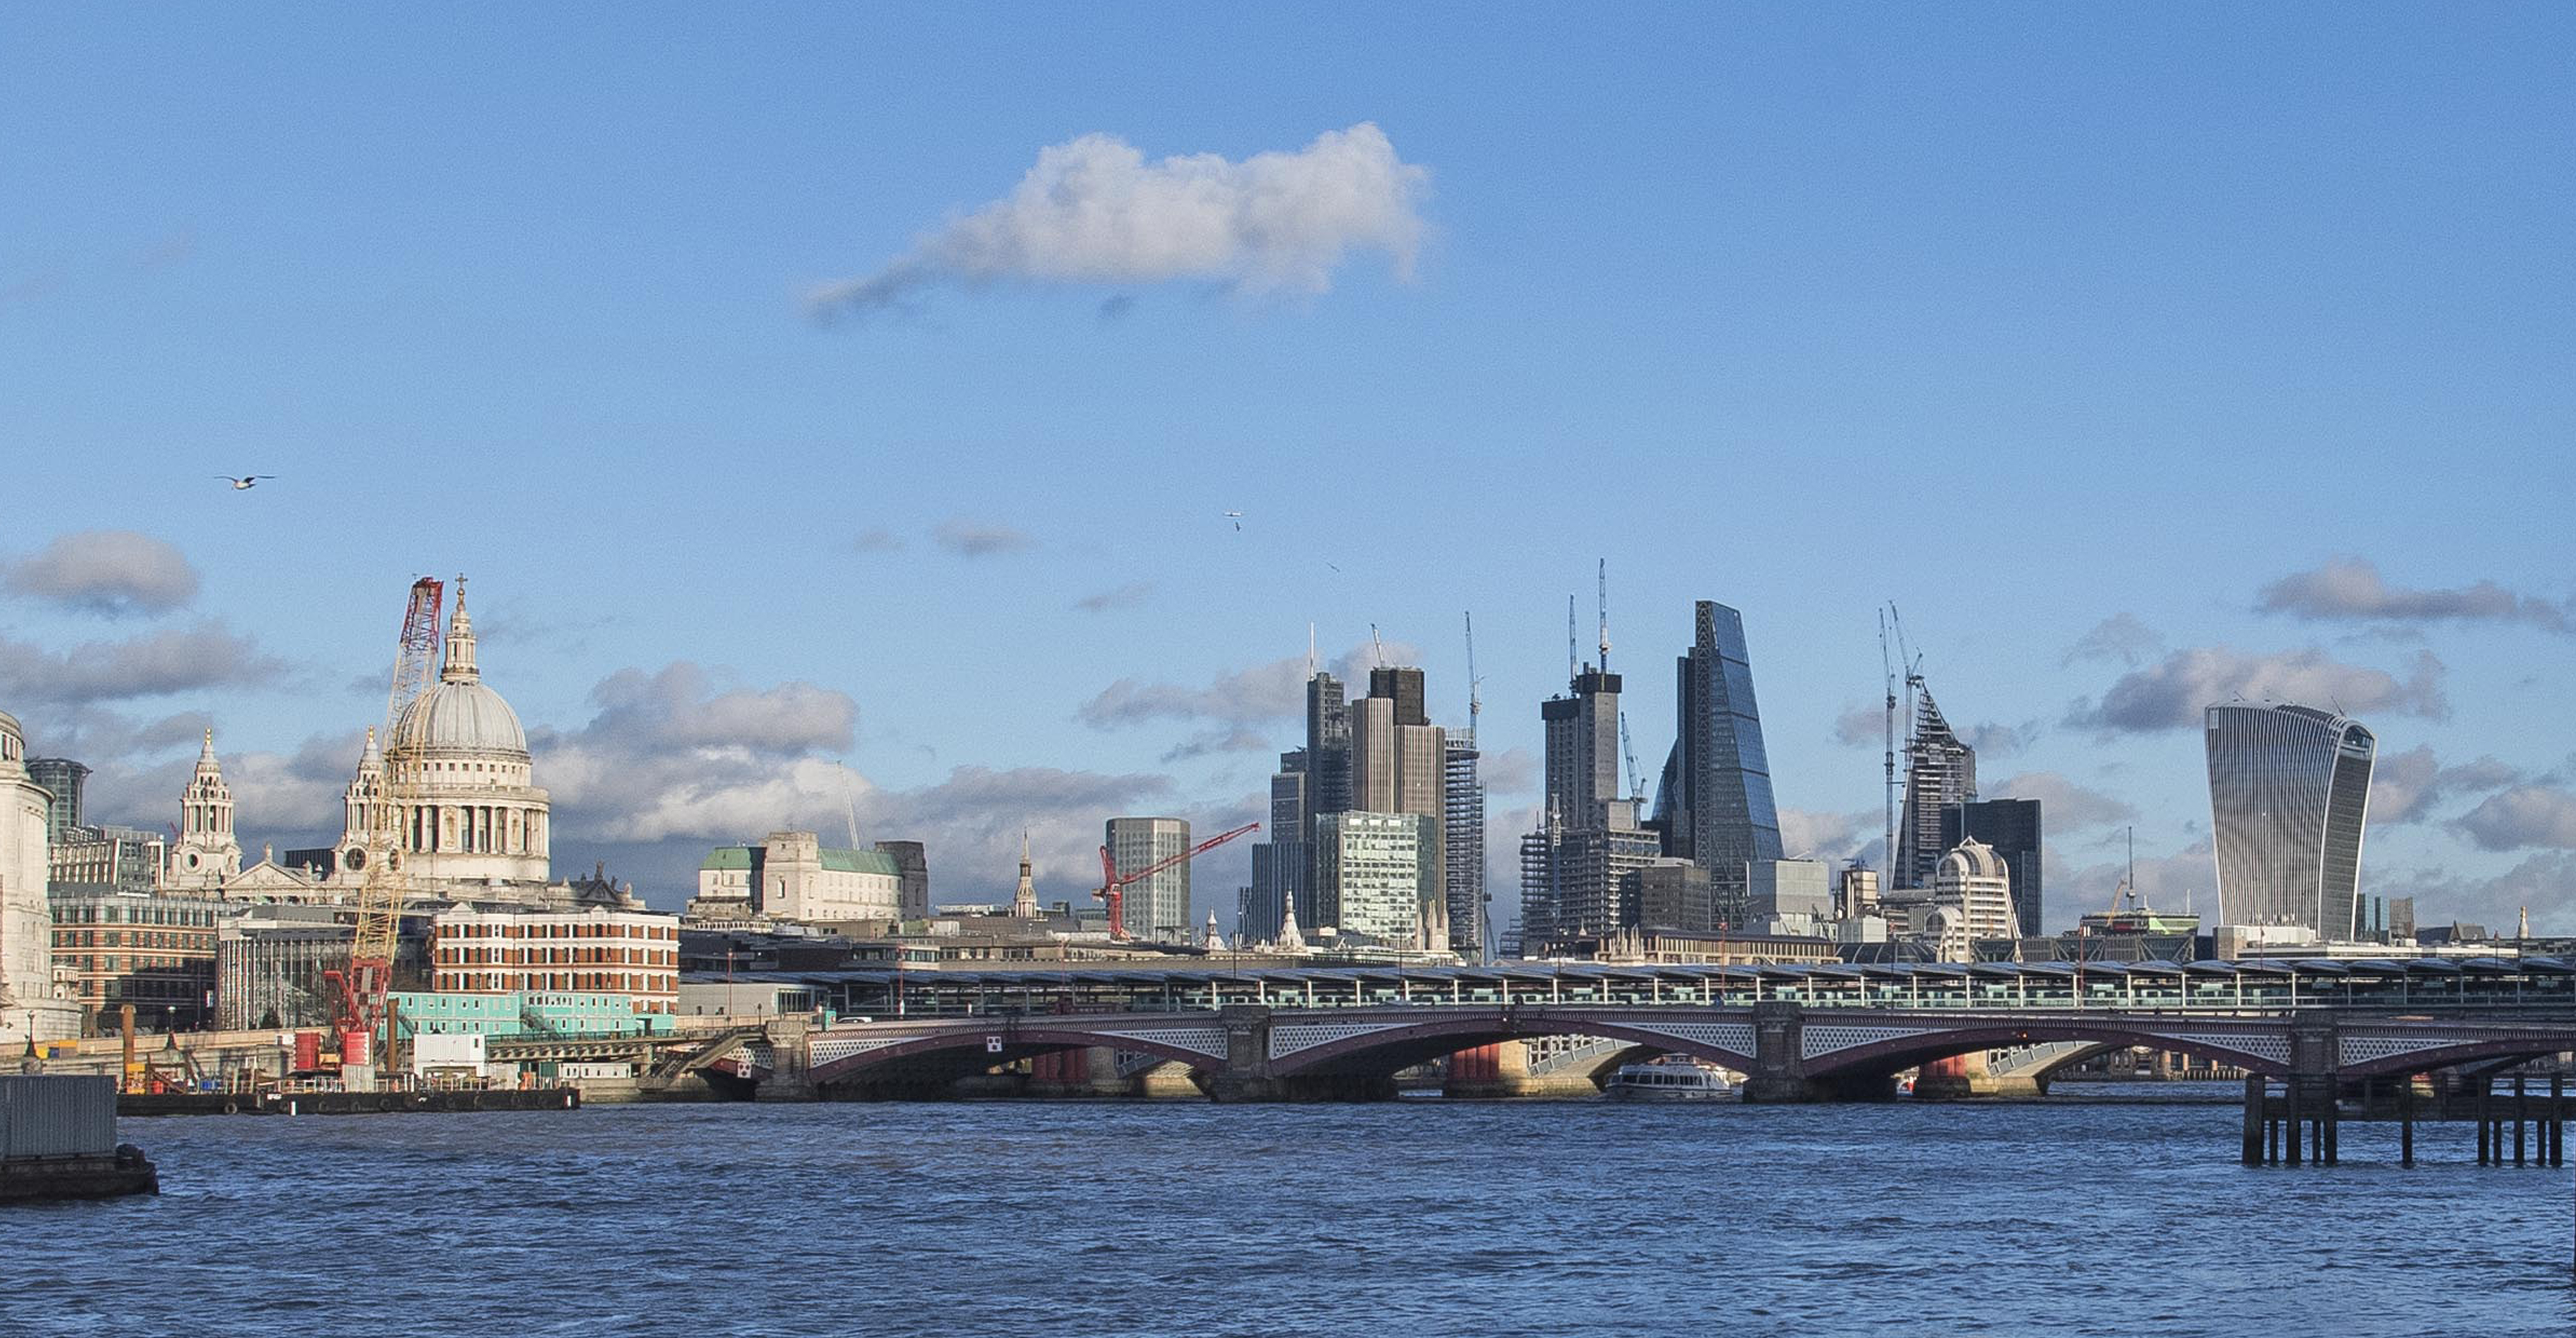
[{"x1": 841, "y1": 972, "x2": 2576, "y2": 1020}]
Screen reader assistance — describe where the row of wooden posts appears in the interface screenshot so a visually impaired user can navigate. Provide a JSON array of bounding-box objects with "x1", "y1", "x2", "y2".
[{"x1": 2240, "y1": 1072, "x2": 2568, "y2": 1169}]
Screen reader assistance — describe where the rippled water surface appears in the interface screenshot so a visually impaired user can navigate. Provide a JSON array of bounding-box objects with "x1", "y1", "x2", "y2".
[{"x1": 11, "y1": 1093, "x2": 2576, "y2": 1336}]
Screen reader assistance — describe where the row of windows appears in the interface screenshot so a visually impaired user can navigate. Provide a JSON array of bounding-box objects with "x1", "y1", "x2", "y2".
[
  {"x1": 54, "y1": 929, "x2": 216, "y2": 950},
  {"x1": 63, "y1": 955, "x2": 214, "y2": 975},
  {"x1": 49, "y1": 904, "x2": 220, "y2": 927},
  {"x1": 434, "y1": 971, "x2": 676, "y2": 994},
  {"x1": 439, "y1": 921, "x2": 678, "y2": 940},
  {"x1": 436, "y1": 947, "x2": 678, "y2": 966}
]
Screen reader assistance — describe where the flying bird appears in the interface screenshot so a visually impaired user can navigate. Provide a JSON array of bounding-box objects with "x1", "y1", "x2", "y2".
[
  {"x1": 216, "y1": 475, "x2": 275, "y2": 491},
  {"x1": 1223, "y1": 510, "x2": 1244, "y2": 532}
]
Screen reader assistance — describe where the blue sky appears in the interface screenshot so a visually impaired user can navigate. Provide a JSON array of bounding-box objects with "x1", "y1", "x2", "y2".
[{"x1": 5, "y1": 6, "x2": 2572, "y2": 929}]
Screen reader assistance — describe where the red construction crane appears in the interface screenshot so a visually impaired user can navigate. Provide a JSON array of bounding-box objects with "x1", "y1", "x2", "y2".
[
  {"x1": 1094, "y1": 821, "x2": 1259, "y2": 940},
  {"x1": 323, "y1": 575, "x2": 445, "y2": 1076}
]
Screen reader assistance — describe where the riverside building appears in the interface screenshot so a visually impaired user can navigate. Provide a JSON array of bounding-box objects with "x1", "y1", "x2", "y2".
[
  {"x1": 1, "y1": 710, "x2": 79, "y2": 1046},
  {"x1": 430, "y1": 906, "x2": 680, "y2": 1017}
]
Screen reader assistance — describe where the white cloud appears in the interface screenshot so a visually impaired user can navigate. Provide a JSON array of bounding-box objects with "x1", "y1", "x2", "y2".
[
  {"x1": 2066, "y1": 646, "x2": 2446, "y2": 733},
  {"x1": 810, "y1": 123, "x2": 1428, "y2": 318},
  {"x1": 2455, "y1": 785, "x2": 2576, "y2": 852},
  {"x1": 4, "y1": 530, "x2": 200, "y2": 616},
  {"x1": 2060, "y1": 613, "x2": 2163, "y2": 669},
  {"x1": 2257, "y1": 556, "x2": 2573, "y2": 634},
  {"x1": 1778, "y1": 807, "x2": 1882, "y2": 868},
  {"x1": 0, "y1": 623, "x2": 284, "y2": 708}
]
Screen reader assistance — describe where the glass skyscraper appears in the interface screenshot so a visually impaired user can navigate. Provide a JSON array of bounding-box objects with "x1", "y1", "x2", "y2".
[
  {"x1": 2204, "y1": 703, "x2": 2376, "y2": 939},
  {"x1": 1652, "y1": 601, "x2": 1783, "y2": 891}
]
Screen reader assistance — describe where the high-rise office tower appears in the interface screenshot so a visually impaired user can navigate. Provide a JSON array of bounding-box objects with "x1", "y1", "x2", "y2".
[
  {"x1": 1248, "y1": 749, "x2": 1311, "y2": 942},
  {"x1": 1652, "y1": 601, "x2": 1783, "y2": 894},
  {"x1": 1303, "y1": 668, "x2": 1351, "y2": 921},
  {"x1": 1443, "y1": 732, "x2": 1485, "y2": 959},
  {"x1": 1519, "y1": 657, "x2": 1658, "y2": 949},
  {"x1": 1895, "y1": 686, "x2": 1976, "y2": 889},
  {"x1": 1542, "y1": 670, "x2": 1622, "y2": 831},
  {"x1": 1105, "y1": 816, "x2": 1192, "y2": 941},
  {"x1": 1314, "y1": 811, "x2": 1435, "y2": 946},
  {"x1": 1346, "y1": 667, "x2": 1446, "y2": 949},
  {"x1": 1940, "y1": 798, "x2": 2041, "y2": 937},
  {"x1": 2205, "y1": 702, "x2": 2376, "y2": 939},
  {"x1": 25, "y1": 756, "x2": 87, "y2": 844}
]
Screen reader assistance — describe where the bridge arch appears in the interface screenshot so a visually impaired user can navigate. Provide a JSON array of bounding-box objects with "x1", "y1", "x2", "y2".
[
  {"x1": 2339, "y1": 1038, "x2": 2570, "y2": 1080},
  {"x1": 1800, "y1": 1020, "x2": 2292, "y2": 1085},
  {"x1": 809, "y1": 1025, "x2": 1223, "y2": 1095},
  {"x1": 1267, "y1": 1010, "x2": 1756, "y2": 1081}
]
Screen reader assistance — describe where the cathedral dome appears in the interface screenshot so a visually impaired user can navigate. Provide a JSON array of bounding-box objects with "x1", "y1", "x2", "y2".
[
  {"x1": 393, "y1": 680, "x2": 529, "y2": 757},
  {"x1": 387, "y1": 586, "x2": 530, "y2": 759}
]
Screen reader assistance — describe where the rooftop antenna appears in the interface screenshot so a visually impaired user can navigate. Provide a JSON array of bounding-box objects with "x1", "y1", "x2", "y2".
[
  {"x1": 1307, "y1": 622, "x2": 1317, "y2": 678},
  {"x1": 1596, "y1": 558, "x2": 1611, "y2": 676}
]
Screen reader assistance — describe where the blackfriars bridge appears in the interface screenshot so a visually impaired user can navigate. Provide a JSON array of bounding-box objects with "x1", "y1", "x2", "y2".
[{"x1": 726, "y1": 956, "x2": 2576, "y2": 1104}]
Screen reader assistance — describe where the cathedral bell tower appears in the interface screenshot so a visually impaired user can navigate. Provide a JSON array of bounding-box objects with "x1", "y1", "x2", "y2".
[{"x1": 171, "y1": 728, "x2": 243, "y2": 888}]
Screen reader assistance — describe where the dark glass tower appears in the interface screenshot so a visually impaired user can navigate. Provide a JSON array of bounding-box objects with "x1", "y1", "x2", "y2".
[{"x1": 1652, "y1": 601, "x2": 1783, "y2": 889}]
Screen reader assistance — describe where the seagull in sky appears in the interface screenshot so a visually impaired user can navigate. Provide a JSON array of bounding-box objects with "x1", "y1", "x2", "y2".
[
  {"x1": 216, "y1": 475, "x2": 275, "y2": 491},
  {"x1": 1223, "y1": 510, "x2": 1244, "y2": 532}
]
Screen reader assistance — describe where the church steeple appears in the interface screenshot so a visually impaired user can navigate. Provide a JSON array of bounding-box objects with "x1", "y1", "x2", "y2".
[
  {"x1": 441, "y1": 577, "x2": 479, "y2": 684},
  {"x1": 1010, "y1": 830, "x2": 1040, "y2": 918},
  {"x1": 173, "y1": 725, "x2": 242, "y2": 887}
]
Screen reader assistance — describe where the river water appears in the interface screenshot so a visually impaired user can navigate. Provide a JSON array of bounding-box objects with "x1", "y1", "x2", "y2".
[{"x1": 9, "y1": 1091, "x2": 2574, "y2": 1336}]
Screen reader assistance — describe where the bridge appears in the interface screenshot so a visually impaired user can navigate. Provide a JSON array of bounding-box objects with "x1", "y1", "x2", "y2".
[{"x1": 738, "y1": 957, "x2": 2576, "y2": 1103}]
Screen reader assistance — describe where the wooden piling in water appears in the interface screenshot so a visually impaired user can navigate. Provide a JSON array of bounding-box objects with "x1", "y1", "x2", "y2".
[
  {"x1": 2479, "y1": 1084, "x2": 2492, "y2": 1165},
  {"x1": 2400, "y1": 1078, "x2": 2415, "y2": 1169},
  {"x1": 2241, "y1": 1076, "x2": 2265, "y2": 1167},
  {"x1": 2287, "y1": 1083, "x2": 2304, "y2": 1166},
  {"x1": 2552, "y1": 1074, "x2": 2565, "y2": 1167},
  {"x1": 2516, "y1": 1076, "x2": 2529, "y2": 1167}
]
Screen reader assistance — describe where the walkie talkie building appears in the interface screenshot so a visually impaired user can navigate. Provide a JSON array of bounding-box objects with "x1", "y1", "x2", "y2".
[{"x1": 2204, "y1": 702, "x2": 2376, "y2": 938}]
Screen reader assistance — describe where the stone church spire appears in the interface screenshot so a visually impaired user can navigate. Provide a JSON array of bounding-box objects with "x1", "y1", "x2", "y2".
[
  {"x1": 1010, "y1": 831, "x2": 1040, "y2": 919},
  {"x1": 172, "y1": 726, "x2": 242, "y2": 888}
]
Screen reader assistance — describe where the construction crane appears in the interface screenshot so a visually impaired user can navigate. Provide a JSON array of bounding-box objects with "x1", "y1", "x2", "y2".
[
  {"x1": 1596, "y1": 558, "x2": 1611, "y2": 674},
  {"x1": 324, "y1": 575, "x2": 444, "y2": 1079},
  {"x1": 1618, "y1": 711, "x2": 1645, "y2": 804},
  {"x1": 1462, "y1": 610, "x2": 1482, "y2": 744},
  {"x1": 1095, "y1": 821, "x2": 1259, "y2": 941}
]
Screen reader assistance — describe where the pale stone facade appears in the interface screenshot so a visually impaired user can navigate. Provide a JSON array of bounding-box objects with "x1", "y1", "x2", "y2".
[
  {"x1": 0, "y1": 710, "x2": 79, "y2": 1044},
  {"x1": 692, "y1": 832, "x2": 902, "y2": 929},
  {"x1": 168, "y1": 729, "x2": 243, "y2": 890},
  {"x1": 1934, "y1": 839, "x2": 2018, "y2": 943}
]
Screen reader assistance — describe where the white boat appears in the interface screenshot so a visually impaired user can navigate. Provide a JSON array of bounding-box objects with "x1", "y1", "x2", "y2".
[{"x1": 1604, "y1": 1060, "x2": 1734, "y2": 1101}]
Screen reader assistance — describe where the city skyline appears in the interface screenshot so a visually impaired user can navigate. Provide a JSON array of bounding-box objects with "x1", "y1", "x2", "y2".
[{"x1": 5, "y1": 8, "x2": 2573, "y2": 933}]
